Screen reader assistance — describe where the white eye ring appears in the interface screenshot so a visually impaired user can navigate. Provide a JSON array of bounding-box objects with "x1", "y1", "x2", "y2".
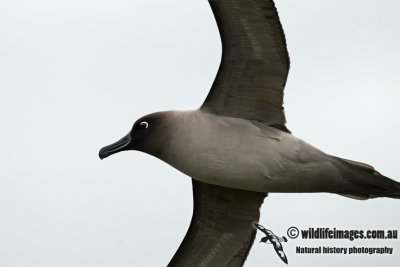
[{"x1": 140, "y1": 121, "x2": 149, "y2": 129}]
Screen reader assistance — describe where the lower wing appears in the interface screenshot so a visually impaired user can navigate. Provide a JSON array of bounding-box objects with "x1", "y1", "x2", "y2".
[{"x1": 168, "y1": 179, "x2": 267, "y2": 267}]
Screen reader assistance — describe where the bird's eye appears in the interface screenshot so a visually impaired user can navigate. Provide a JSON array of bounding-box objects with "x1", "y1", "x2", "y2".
[{"x1": 140, "y1": 121, "x2": 149, "y2": 129}]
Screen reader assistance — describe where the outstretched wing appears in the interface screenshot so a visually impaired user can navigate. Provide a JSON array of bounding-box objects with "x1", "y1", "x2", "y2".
[
  {"x1": 202, "y1": 0, "x2": 290, "y2": 129},
  {"x1": 168, "y1": 179, "x2": 267, "y2": 267},
  {"x1": 272, "y1": 241, "x2": 288, "y2": 264},
  {"x1": 253, "y1": 222, "x2": 269, "y2": 235}
]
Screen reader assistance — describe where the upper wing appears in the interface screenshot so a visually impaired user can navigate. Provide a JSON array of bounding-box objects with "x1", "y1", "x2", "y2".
[
  {"x1": 201, "y1": 0, "x2": 290, "y2": 128},
  {"x1": 253, "y1": 222, "x2": 269, "y2": 235},
  {"x1": 168, "y1": 179, "x2": 267, "y2": 267}
]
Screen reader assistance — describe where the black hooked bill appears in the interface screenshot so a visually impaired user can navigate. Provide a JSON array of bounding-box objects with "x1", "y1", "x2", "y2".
[{"x1": 99, "y1": 133, "x2": 133, "y2": 160}]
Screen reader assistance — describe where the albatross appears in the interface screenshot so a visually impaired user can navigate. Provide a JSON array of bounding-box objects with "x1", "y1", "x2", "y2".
[{"x1": 99, "y1": 0, "x2": 400, "y2": 266}]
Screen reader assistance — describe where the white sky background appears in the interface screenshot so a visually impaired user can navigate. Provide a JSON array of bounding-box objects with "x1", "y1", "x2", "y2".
[{"x1": 0, "y1": 0, "x2": 399, "y2": 266}]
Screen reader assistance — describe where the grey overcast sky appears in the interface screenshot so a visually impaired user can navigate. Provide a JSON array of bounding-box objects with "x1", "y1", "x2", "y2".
[{"x1": 0, "y1": 0, "x2": 399, "y2": 266}]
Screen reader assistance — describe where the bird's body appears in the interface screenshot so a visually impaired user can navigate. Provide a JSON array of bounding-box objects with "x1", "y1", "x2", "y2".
[
  {"x1": 161, "y1": 109, "x2": 329, "y2": 192},
  {"x1": 99, "y1": 0, "x2": 399, "y2": 265},
  {"x1": 253, "y1": 223, "x2": 288, "y2": 264},
  {"x1": 153, "y1": 109, "x2": 400, "y2": 199}
]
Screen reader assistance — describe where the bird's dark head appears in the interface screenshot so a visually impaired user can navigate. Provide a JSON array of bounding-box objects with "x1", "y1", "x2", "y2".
[
  {"x1": 260, "y1": 236, "x2": 269, "y2": 243},
  {"x1": 98, "y1": 111, "x2": 172, "y2": 160}
]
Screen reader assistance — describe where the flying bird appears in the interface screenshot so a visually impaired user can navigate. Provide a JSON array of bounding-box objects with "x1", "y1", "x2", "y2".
[
  {"x1": 253, "y1": 223, "x2": 288, "y2": 264},
  {"x1": 99, "y1": 0, "x2": 400, "y2": 266}
]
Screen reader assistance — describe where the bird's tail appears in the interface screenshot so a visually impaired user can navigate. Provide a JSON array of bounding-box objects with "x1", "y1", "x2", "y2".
[{"x1": 335, "y1": 157, "x2": 400, "y2": 200}]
